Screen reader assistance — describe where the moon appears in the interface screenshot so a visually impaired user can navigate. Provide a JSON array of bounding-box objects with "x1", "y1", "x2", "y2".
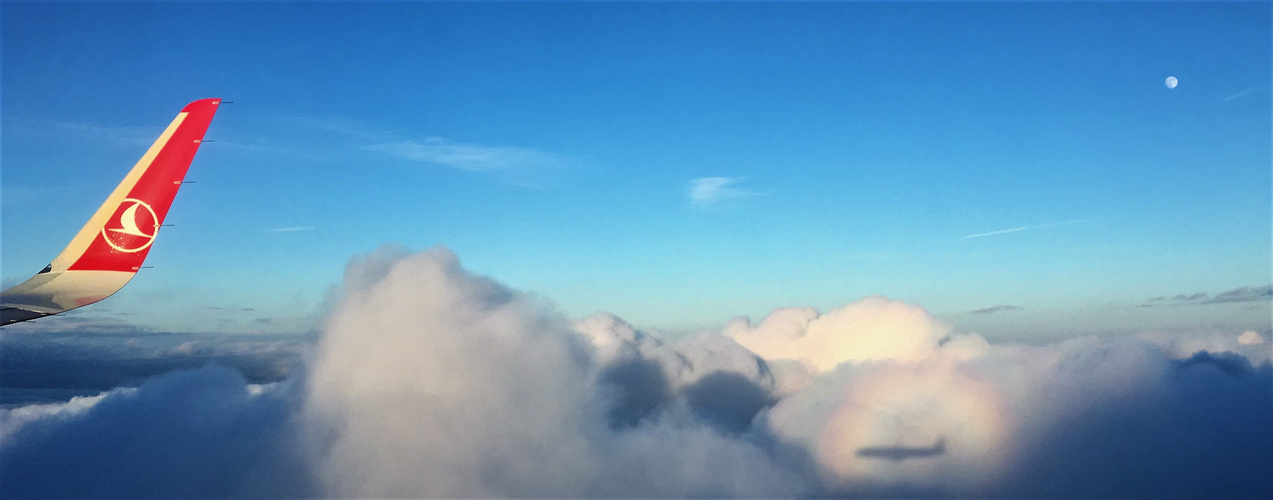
[{"x1": 1165, "y1": 76, "x2": 1178, "y2": 89}]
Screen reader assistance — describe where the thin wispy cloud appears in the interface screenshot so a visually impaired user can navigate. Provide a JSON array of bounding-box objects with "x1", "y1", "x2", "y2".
[
  {"x1": 688, "y1": 176, "x2": 764, "y2": 208},
  {"x1": 1142, "y1": 285, "x2": 1273, "y2": 307},
  {"x1": 285, "y1": 115, "x2": 394, "y2": 142},
  {"x1": 267, "y1": 226, "x2": 315, "y2": 233},
  {"x1": 10, "y1": 119, "x2": 160, "y2": 148},
  {"x1": 12, "y1": 117, "x2": 329, "y2": 162},
  {"x1": 961, "y1": 219, "x2": 1084, "y2": 240},
  {"x1": 206, "y1": 306, "x2": 257, "y2": 312},
  {"x1": 212, "y1": 139, "x2": 333, "y2": 162},
  {"x1": 1221, "y1": 85, "x2": 1265, "y2": 103},
  {"x1": 970, "y1": 305, "x2": 1024, "y2": 315},
  {"x1": 366, "y1": 138, "x2": 562, "y2": 174},
  {"x1": 288, "y1": 117, "x2": 570, "y2": 188},
  {"x1": 1205, "y1": 285, "x2": 1273, "y2": 304}
]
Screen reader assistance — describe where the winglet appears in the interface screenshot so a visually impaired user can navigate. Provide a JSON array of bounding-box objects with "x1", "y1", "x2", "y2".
[{"x1": 0, "y1": 99, "x2": 221, "y2": 325}]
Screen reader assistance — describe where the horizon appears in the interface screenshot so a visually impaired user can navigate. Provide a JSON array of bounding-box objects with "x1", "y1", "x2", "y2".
[{"x1": 1, "y1": 3, "x2": 1270, "y2": 498}]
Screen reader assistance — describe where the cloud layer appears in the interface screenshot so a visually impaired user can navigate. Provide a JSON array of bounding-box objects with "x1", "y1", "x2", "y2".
[
  {"x1": 2, "y1": 247, "x2": 1270, "y2": 498},
  {"x1": 1142, "y1": 285, "x2": 1273, "y2": 307}
]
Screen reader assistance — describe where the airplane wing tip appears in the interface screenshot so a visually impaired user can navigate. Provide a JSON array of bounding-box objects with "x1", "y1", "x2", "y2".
[
  {"x1": 182, "y1": 98, "x2": 223, "y2": 112},
  {"x1": 1, "y1": 98, "x2": 223, "y2": 325}
]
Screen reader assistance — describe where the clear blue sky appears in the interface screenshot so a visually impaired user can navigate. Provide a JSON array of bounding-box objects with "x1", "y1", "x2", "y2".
[{"x1": 3, "y1": 2, "x2": 1269, "y2": 339}]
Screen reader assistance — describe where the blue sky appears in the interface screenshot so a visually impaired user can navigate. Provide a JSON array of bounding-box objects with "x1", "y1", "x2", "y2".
[{"x1": 2, "y1": 2, "x2": 1269, "y2": 339}]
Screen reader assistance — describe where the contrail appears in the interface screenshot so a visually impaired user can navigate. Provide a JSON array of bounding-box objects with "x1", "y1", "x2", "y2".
[
  {"x1": 1222, "y1": 85, "x2": 1264, "y2": 102},
  {"x1": 961, "y1": 220, "x2": 1084, "y2": 240}
]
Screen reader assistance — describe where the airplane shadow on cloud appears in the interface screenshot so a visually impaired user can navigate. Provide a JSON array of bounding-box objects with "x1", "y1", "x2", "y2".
[{"x1": 856, "y1": 438, "x2": 947, "y2": 461}]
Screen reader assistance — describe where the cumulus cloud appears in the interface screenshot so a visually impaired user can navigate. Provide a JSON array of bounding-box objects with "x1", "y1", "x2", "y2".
[
  {"x1": 1138, "y1": 329, "x2": 1271, "y2": 365},
  {"x1": 766, "y1": 358, "x2": 1013, "y2": 495},
  {"x1": 0, "y1": 389, "x2": 133, "y2": 441},
  {"x1": 1239, "y1": 330, "x2": 1265, "y2": 345},
  {"x1": 687, "y1": 176, "x2": 763, "y2": 208},
  {"x1": 1, "y1": 246, "x2": 1270, "y2": 498},
  {"x1": 305, "y1": 247, "x2": 798, "y2": 497},
  {"x1": 723, "y1": 297, "x2": 951, "y2": 372}
]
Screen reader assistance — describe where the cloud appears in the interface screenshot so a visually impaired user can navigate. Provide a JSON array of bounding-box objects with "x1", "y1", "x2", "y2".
[
  {"x1": 960, "y1": 219, "x2": 1083, "y2": 239},
  {"x1": 212, "y1": 139, "x2": 332, "y2": 161},
  {"x1": 286, "y1": 115, "x2": 392, "y2": 142},
  {"x1": 0, "y1": 329, "x2": 308, "y2": 405},
  {"x1": 1239, "y1": 330, "x2": 1265, "y2": 345},
  {"x1": 206, "y1": 306, "x2": 257, "y2": 312},
  {"x1": 2, "y1": 247, "x2": 1270, "y2": 498},
  {"x1": 687, "y1": 176, "x2": 764, "y2": 208},
  {"x1": 8, "y1": 119, "x2": 160, "y2": 148},
  {"x1": 286, "y1": 116, "x2": 571, "y2": 188},
  {"x1": 0, "y1": 388, "x2": 134, "y2": 441},
  {"x1": 1137, "y1": 329, "x2": 1271, "y2": 365},
  {"x1": 1141, "y1": 285, "x2": 1272, "y2": 307},
  {"x1": 970, "y1": 305, "x2": 1023, "y2": 315},
  {"x1": 0, "y1": 312, "x2": 152, "y2": 335},
  {"x1": 366, "y1": 138, "x2": 563, "y2": 174},
  {"x1": 306, "y1": 247, "x2": 797, "y2": 497},
  {"x1": 724, "y1": 298, "x2": 951, "y2": 372},
  {"x1": 1205, "y1": 285, "x2": 1273, "y2": 304},
  {"x1": 0, "y1": 367, "x2": 317, "y2": 498}
]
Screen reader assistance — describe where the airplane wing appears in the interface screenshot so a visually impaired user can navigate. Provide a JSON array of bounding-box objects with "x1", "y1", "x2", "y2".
[{"x1": 1, "y1": 98, "x2": 222, "y2": 326}]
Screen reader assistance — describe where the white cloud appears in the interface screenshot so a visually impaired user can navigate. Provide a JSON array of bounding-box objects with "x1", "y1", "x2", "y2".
[
  {"x1": 1138, "y1": 329, "x2": 1271, "y2": 365},
  {"x1": 280, "y1": 116, "x2": 572, "y2": 187},
  {"x1": 1239, "y1": 330, "x2": 1265, "y2": 345},
  {"x1": 724, "y1": 297, "x2": 951, "y2": 372},
  {"x1": 766, "y1": 360, "x2": 1012, "y2": 494},
  {"x1": 305, "y1": 247, "x2": 798, "y2": 497},
  {"x1": 366, "y1": 137, "x2": 564, "y2": 174},
  {"x1": 2, "y1": 246, "x2": 1270, "y2": 498},
  {"x1": 0, "y1": 388, "x2": 133, "y2": 442},
  {"x1": 687, "y1": 176, "x2": 763, "y2": 208}
]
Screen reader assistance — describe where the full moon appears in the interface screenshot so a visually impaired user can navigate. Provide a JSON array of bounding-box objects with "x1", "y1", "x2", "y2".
[{"x1": 1165, "y1": 76, "x2": 1179, "y2": 89}]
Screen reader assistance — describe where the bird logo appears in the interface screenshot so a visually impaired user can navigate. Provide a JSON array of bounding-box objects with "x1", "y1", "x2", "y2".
[{"x1": 101, "y1": 198, "x2": 158, "y2": 253}]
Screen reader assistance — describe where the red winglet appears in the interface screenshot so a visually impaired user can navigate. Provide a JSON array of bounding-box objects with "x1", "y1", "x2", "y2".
[{"x1": 67, "y1": 99, "x2": 221, "y2": 272}]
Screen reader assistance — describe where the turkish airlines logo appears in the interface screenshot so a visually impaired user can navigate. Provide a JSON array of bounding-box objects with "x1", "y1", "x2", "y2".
[{"x1": 101, "y1": 198, "x2": 158, "y2": 253}]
